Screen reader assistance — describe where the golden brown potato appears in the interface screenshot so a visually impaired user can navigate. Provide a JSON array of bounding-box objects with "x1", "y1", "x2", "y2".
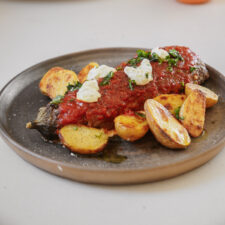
[
  {"x1": 39, "y1": 67, "x2": 78, "y2": 99},
  {"x1": 59, "y1": 125, "x2": 108, "y2": 154},
  {"x1": 78, "y1": 62, "x2": 99, "y2": 83},
  {"x1": 144, "y1": 99, "x2": 191, "y2": 149},
  {"x1": 114, "y1": 113, "x2": 149, "y2": 141},
  {"x1": 153, "y1": 94, "x2": 186, "y2": 115},
  {"x1": 179, "y1": 89, "x2": 206, "y2": 137},
  {"x1": 185, "y1": 83, "x2": 218, "y2": 108}
]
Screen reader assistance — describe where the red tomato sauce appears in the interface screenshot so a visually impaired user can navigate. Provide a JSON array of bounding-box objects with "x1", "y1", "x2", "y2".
[{"x1": 58, "y1": 46, "x2": 201, "y2": 129}]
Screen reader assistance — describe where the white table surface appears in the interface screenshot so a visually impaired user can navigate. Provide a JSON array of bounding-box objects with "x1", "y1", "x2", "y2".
[{"x1": 0, "y1": 0, "x2": 225, "y2": 224}]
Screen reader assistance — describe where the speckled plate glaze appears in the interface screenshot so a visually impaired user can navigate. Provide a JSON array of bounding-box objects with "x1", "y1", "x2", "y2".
[{"x1": 0, "y1": 48, "x2": 225, "y2": 185}]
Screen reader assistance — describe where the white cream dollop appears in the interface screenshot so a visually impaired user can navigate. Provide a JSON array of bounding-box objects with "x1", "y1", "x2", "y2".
[
  {"x1": 77, "y1": 80, "x2": 101, "y2": 103},
  {"x1": 87, "y1": 65, "x2": 116, "y2": 80},
  {"x1": 151, "y1": 47, "x2": 169, "y2": 60},
  {"x1": 124, "y1": 59, "x2": 153, "y2": 85}
]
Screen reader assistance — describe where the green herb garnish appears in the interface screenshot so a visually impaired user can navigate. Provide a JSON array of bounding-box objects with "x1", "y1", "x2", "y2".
[
  {"x1": 117, "y1": 66, "x2": 122, "y2": 71},
  {"x1": 181, "y1": 81, "x2": 185, "y2": 87},
  {"x1": 50, "y1": 95, "x2": 64, "y2": 105},
  {"x1": 190, "y1": 67, "x2": 196, "y2": 73},
  {"x1": 145, "y1": 73, "x2": 149, "y2": 78},
  {"x1": 174, "y1": 107, "x2": 184, "y2": 120},
  {"x1": 137, "y1": 49, "x2": 149, "y2": 58},
  {"x1": 174, "y1": 107, "x2": 181, "y2": 120},
  {"x1": 95, "y1": 133, "x2": 102, "y2": 138},
  {"x1": 73, "y1": 126, "x2": 78, "y2": 131},
  {"x1": 100, "y1": 71, "x2": 114, "y2": 86},
  {"x1": 166, "y1": 57, "x2": 179, "y2": 72},
  {"x1": 67, "y1": 81, "x2": 82, "y2": 92},
  {"x1": 127, "y1": 50, "x2": 151, "y2": 67},
  {"x1": 135, "y1": 112, "x2": 146, "y2": 118},
  {"x1": 69, "y1": 99, "x2": 75, "y2": 103},
  {"x1": 128, "y1": 80, "x2": 136, "y2": 90},
  {"x1": 168, "y1": 49, "x2": 184, "y2": 61},
  {"x1": 128, "y1": 57, "x2": 142, "y2": 67},
  {"x1": 151, "y1": 52, "x2": 163, "y2": 64}
]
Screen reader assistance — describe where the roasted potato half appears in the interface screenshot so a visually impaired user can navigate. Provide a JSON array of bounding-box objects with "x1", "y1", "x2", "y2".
[
  {"x1": 180, "y1": 89, "x2": 206, "y2": 137},
  {"x1": 59, "y1": 125, "x2": 108, "y2": 154},
  {"x1": 39, "y1": 67, "x2": 78, "y2": 99},
  {"x1": 154, "y1": 94, "x2": 186, "y2": 115},
  {"x1": 144, "y1": 99, "x2": 191, "y2": 149},
  {"x1": 114, "y1": 113, "x2": 149, "y2": 141},
  {"x1": 185, "y1": 83, "x2": 218, "y2": 108},
  {"x1": 78, "y1": 62, "x2": 99, "y2": 83}
]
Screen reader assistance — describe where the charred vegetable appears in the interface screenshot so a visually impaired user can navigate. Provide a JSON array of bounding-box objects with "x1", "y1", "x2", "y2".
[{"x1": 26, "y1": 104, "x2": 59, "y2": 141}]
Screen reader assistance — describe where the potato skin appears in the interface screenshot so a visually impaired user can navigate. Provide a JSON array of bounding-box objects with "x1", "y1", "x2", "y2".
[
  {"x1": 78, "y1": 62, "x2": 99, "y2": 83},
  {"x1": 180, "y1": 89, "x2": 206, "y2": 137},
  {"x1": 114, "y1": 114, "x2": 149, "y2": 141},
  {"x1": 154, "y1": 94, "x2": 186, "y2": 115},
  {"x1": 39, "y1": 67, "x2": 78, "y2": 99},
  {"x1": 59, "y1": 125, "x2": 108, "y2": 154},
  {"x1": 185, "y1": 83, "x2": 218, "y2": 108},
  {"x1": 144, "y1": 99, "x2": 191, "y2": 149}
]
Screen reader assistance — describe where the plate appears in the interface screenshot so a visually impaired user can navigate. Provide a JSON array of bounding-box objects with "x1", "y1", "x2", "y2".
[{"x1": 0, "y1": 48, "x2": 225, "y2": 185}]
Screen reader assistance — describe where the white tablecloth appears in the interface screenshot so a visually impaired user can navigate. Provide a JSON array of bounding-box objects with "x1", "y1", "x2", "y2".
[{"x1": 0, "y1": 0, "x2": 225, "y2": 224}]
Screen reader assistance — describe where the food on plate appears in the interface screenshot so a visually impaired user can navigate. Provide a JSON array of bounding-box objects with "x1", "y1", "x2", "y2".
[
  {"x1": 59, "y1": 125, "x2": 108, "y2": 154},
  {"x1": 78, "y1": 62, "x2": 99, "y2": 83},
  {"x1": 26, "y1": 104, "x2": 58, "y2": 140},
  {"x1": 144, "y1": 99, "x2": 191, "y2": 149},
  {"x1": 185, "y1": 83, "x2": 218, "y2": 108},
  {"x1": 39, "y1": 67, "x2": 78, "y2": 99},
  {"x1": 153, "y1": 94, "x2": 186, "y2": 115},
  {"x1": 114, "y1": 112, "x2": 149, "y2": 141},
  {"x1": 27, "y1": 46, "x2": 217, "y2": 154},
  {"x1": 57, "y1": 46, "x2": 209, "y2": 130},
  {"x1": 179, "y1": 89, "x2": 206, "y2": 137}
]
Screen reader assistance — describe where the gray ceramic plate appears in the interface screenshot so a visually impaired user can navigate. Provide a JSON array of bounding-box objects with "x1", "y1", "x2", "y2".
[{"x1": 0, "y1": 48, "x2": 225, "y2": 185}]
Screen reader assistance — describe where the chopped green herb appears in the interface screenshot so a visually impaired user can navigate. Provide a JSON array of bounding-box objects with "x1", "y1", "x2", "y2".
[
  {"x1": 174, "y1": 107, "x2": 184, "y2": 120},
  {"x1": 100, "y1": 71, "x2": 114, "y2": 86},
  {"x1": 128, "y1": 80, "x2": 136, "y2": 90},
  {"x1": 145, "y1": 73, "x2": 149, "y2": 78},
  {"x1": 117, "y1": 66, "x2": 122, "y2": 71},
  {"x1": 67, "y1": 81, "x2": 82, "y2": 92},
  {"x1": 50, "y1": 95, "x2": 64, "y2": 105},
  {"x1": 174, "y1": 107, "x2": 181, "y2": 119},
  {"x1": 95, "y1": 133, "x2": 102, "y2": 138},
  {"x1": 137, "y1": 49, "x2": 149, "y2": 58},
  {"x1": 181, "y1": 81, "x2": 185, "y2": 87},
  {"x1": 151, "y1": 52, "x2": 163, "y2": 64},
  {"x1": 168, "y1": 49, "x2": 184, "y2": 61},
  {"x1": 73, "y1": 126, "x2": 78, "y2": 131},
  {"x1": 135, "y1": 112, "x2": 146, "y2": 118},
  {"x1": 128, "y1": 57, "x2": 143, "y2": 67},
  {"x1": 167, "y1": 66, "x2": 173, "y2": 72},
  {"x1": 190, "y1": 67, "x2": 196, "y2": 73},
  {"x1": 69, "y1": 99, "x2": 75, "y2": 103}
]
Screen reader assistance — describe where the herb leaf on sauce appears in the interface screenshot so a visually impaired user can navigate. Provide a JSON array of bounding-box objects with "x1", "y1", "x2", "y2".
[
  {"x1": 190, "y1": 67, "x2": 196, "y2": 73},
  {"x1": 67, "y1": 81, "x2": 82, "y2": 92},
  {"x1": 50, "y1": 95, "x2": 64, "y2": 105},
  {"x1": 100, "y1": 71, "x2": 114, "y2": 86},
  {"x1": 168, "y1": 49, "x2": 184, "y2": 61},
  {"x1": 128, "y1": 80, "x2": 136, "y2": 90},
  {"x1": 151, "y1": 52, "x2": 163, "y2": 64}
]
